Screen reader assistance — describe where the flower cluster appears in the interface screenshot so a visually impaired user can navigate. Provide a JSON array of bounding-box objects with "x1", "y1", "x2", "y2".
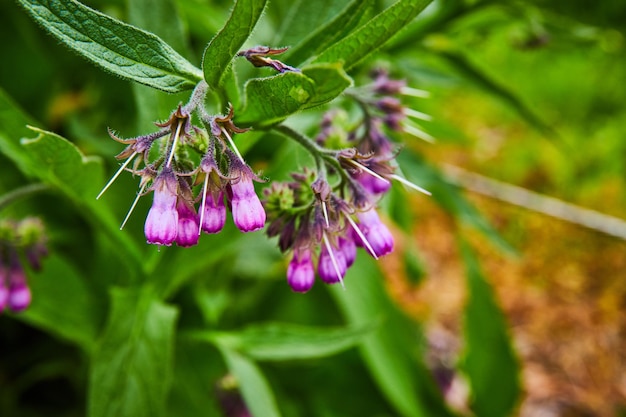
[
  {"x1": 98, "y1": 82, "x2": 266, "y2": 246},
  {"x1": 265, "y1": 70, "x2": 430, "y2": 292},
  {"x1": 0, "y1": 217, "x2": 47, "y2": 313}
]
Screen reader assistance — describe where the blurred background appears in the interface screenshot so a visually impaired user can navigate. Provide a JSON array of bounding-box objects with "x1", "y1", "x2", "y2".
[{"x1": 1, "y1": 0, "x2": 625, "y2": 416}]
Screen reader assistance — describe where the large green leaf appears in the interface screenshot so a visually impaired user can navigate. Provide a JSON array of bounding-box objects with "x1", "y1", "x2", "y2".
[
  {"x1": 18, "y1": 256, "x2": 100, "y2": 352},
  {"x1": 202, "y1": 0, "x2": 268, "y2": 89},
  {"x1": 285, "y1": 0, "x2": 372, "y2": 66},
  {"x1": 237, "y1": 72, "x2": 316, "y2": 127},
  {"x1": 460, "y1": 240, "x2": 520, "y2": 417},
  {"x1": 312, "y1": 0, "x2": 434, "y2": 71},
  {"x1": 16, "y1": 0, "x2": 202, "y2": 92},
  {"x1": 300, "y1": 64, "x2": 353, "y2": 109},
  {"x1": 193, "y1": 322, "x2": 373, "y2": 361},
  {"x1": 330, "y1": 256, "x2": 455, "y2": 417},
  {"x1": 219, "y1": 347, "x2": 282, "y2": 417},
  {"x1": 88, "y1": 287, "x2": 179, "y2": 417}
]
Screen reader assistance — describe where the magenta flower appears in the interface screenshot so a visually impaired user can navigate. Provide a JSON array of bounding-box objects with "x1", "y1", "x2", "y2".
[
  {"x1": 145, "y1": 168, "x2": 179, "y2": 246},
  {"x1": 175, "y1": 196, "x2": 200, "y2": 247},
  {"x1": 7, "y1": 263, "x2": 31, "y2": 312},
  {"x1": 287, "y1": 248, "x2": 315, "y2": 293},
  {"x1": 354, "y1": 209, "x2": 394, "y2": 257},
  {"x1": 352, "y1": 170, "x2": 392, "y2": 195},
  {"x1": 228, "y1": 160, "x2": 266, "y2": 232},
  {"x1": 318, "y1": 241, "x2": 347, "y2": 284},
  {"x1": 201, "y1": 190, "x2": 227, "y2": 234},
  {"x1": 339, "y1": 236, "x2": 357, "y2": 268}
]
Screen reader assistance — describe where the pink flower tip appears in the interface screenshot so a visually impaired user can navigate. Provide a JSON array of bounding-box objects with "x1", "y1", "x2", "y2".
[{"x1": 287, "y1": 249, "x2": 315, "y2": 293}]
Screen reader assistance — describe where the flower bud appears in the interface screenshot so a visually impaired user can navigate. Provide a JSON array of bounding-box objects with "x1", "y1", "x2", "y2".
[
  {"x1": 145, "y1": 168, "x2": 179, "y2": 246},
  {"x1": 318, "y1": 242, "x2": 347, "y2": 284},
  {"x1": 175, "y1": 196, "x2": 200, "y2": 247},
  {"x1": 287, "y1": 248, "x2": 315, "y2": 293},
  {"x1": 201, "y1": 191, "x2": 227, "y2": 234},
  {"x1": 354, "y1": 209, "x2": 394, "y2": 257}
]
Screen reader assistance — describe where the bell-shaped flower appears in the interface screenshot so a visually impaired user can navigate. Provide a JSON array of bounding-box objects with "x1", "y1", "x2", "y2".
[
  {"x1": 175, "y1": 191, "x2": 200, "y2": 247},
  {"x1": 339, "y1": 236, "x2": 357, "y2": 268},
  {"x1": 7, "y1": 263, "x2": 31, "y2": 313},
  {"x1": 145, "y1": 167, "x2": 179, "y2": 246},
  {"x1": 318, "y1": 239, "x2": 347, "y2": 284},
  {"x1": 228, "y1": 159, "x2": 266, "y2": 232},
  {"x1": 201, "y1": 190, "x2": 227, "y2": 234},
  {"x1": 287, "y1": 248, "x2": 315, "y2": 293},
  {"x1": 354, "y1": 209, "x2": 394, "y2": 257}
]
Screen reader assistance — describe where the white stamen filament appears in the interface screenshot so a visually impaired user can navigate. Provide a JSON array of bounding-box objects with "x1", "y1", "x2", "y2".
[
  {"x1": 404, "y1": 108, "x2": 433, "y2": 121},
  {"x1": 120, "y1": 182, "x2": 147, "y2": 230},
  {"x1": 322, "y1": 233, "x2": 344, "y2": 288},
  {"x1": 166, "y1": 119, "x2": 184, "y2": 167},
  {"x1": 322, "y1": 201, "x2": 330, "y2": 228},
  {"x1": 403, "y1": 123, "x2": 435, "y2": 143},
  {"x1": 390, "y1": 174, "x2": 431, "y2": 195},
  {"x1": 345, "y1": 215, "x2": 378, "y2": 260},
  {"x1": 401, "y1": 86, "x2": 430, "y2": 98},
  {"x1": 222, "y1": 128, "x2": 244, "y2": 162},
  {"x1": 198, "y1": 174, "x2": 210, "y2": 236},
  {"x1": 96, "y1": 151, "x2": 138, "y2": 200},
  {"x1": 348, "y1": 159, "x2": 390, "y2": 183}
]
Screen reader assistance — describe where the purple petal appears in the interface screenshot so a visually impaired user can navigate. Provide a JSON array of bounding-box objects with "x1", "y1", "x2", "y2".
[{"x1": 287, "y1": 249, "x2": 315, "y2": 293}]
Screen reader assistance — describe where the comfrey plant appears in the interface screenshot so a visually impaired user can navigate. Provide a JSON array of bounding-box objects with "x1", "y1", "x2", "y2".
[{"x1": 6, "y1": 1, "x2": 522, "y2": 417}]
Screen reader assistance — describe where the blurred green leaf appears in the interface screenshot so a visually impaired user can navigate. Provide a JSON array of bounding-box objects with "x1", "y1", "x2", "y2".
[
  {"x1": 397, "y1": 150, "x2": 515, "y2": 255},
  {"x1": 18, "y1": 256, "x2": 100, "y2": 351},
  {"x1": 202, "y1": 0, "x2": 268, "y2": 89},
  {"x1": 300, "y1": 64, "x2": 353, "y2": 109},
  {"x1": 88, "y1": 287, "x2": 179, "y2": 417},
  {"x1": 195, "y1": 322, "x2": 374, "y2": 361},
  {"x1": 219, "y1": 347, "x2": 282, "y2": 417},
  {"x1": 459, "y1": 239, "x2": 520, "y2": 417},
  {"x1": 436, "y1": 49, "x2": 555, "y2": 137},
  {"x1": 330, "y1": 256, "x2": 455, "y2": 417},
  {"x1": 16, "y1": 0, "x2": 202, "y2": 92},
  {"x1": 285, "y1": 0, "x2": 371, "y2": 66},
  {"x1": 312, "y1": 0, "x2": 434, "y2": 71},
  {"x1": 9, "y1": 127, "x2": 144, "y2": 275},
  {"x1": 237, "y1": 72, "x2": 316, "y2": 127}
]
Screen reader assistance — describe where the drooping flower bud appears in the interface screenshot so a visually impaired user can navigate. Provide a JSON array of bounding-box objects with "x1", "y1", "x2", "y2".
[
  {"x1": 287, "y1": 248, "x2": 315, "y2": 293},
  {"x1": 339, "y1": 236, "x2": 357, "y2": 268},
  {"x1": 228, "y1": 160, "x2": 266, "y2": 232},
  {"x1": 354, "y1": 209, "x2": 394, "y2": 257},
  {"x1": 175, "y1": 193, "x2": 200, "y2": 247},
  {"x1": 145, "y1": 167, "x2": 179, "y2": 246},
  {"x1": 201, "y1": 190, "x2": 227, "y2": 234},
  {"x1": 7, "y1": 261, "x2": 31, "y2": 312},
  {"x1": 317, "y1": 240, "x2": 347, "y2": 284}
]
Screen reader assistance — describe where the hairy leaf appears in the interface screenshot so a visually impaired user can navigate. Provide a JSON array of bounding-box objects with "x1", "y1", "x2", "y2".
[
  {"x1": 202, "y1": 0, "x2": 268, "y2": 88},
  {"x1": 301, "y1": 64, "x2": 353, "y2": 109},
  {"x1": 237, "y1": 72, "x2": 316, "y2": 127},
  {"x1": 285, "y1": 0, "x2": 372, "y2": 66},
  {"x1": 312, "y1": 0, "x2": 434, "y2": 71},
  {"x1": 88, "y1": 288, "x2": 179, "y2": 417},
  {"x1": 16, "y1": 0, "x2": 202, "y2": 92},
  {"x1": 460, "y1": 240, "x2": 520, "y2": 417}
]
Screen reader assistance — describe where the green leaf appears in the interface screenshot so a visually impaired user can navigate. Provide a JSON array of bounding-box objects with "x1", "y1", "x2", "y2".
[
  {"x1": 202, "y1": 0, "x2": 268, "y2": 89},
  {"x1": 194, "y1": 322, "x2": 374, "y2": 361},
  {"x1": 16, "y1": 0, "x2": 202, "y2": 92},
  {"x1": 285, "y1": 0, "x2": 372, "y2": 66},
  {"x1": 237, "y1": 72, "x2": 316, "y2": 127},
  {"x1": 301, "y1": 64, "x2": 353, "y2": 109},
  {"x1": 88, "y1": 287, "x2": 179, "y2": 417},
  {"x1": 312, "y1": 0, "x2": 434, "y2": 71},
  {"x1": 219, "y1": 347, "x2": 282, "y2": 417},
  {"x1": 460, "y1": 240, "x2": 520, "y2": 417},
  {"x1": 330, "y1": 256, "x2": 454, "y2": 417},
  {"x1": 18, "y1": 256, "x2": 100, "y2": 352},
  {"x1": 396, "y1": 150, "x2": 515, "y2": 255},
  {"x1": 16, "y1": 127, "x2": 144, "y2": 274}
]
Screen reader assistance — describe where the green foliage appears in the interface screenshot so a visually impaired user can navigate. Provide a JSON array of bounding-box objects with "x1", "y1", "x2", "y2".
[
  {"x1": 16, "y1": 0, "x2": 202, "y2": 92},
  {"x1": 9, "y1": 0, "x2": 618, "y2": 415}
]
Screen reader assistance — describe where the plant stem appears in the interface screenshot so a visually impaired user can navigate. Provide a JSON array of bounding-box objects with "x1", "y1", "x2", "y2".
[{"x1": 0, "y1": 183, "x2": 51, "y2": 212}]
